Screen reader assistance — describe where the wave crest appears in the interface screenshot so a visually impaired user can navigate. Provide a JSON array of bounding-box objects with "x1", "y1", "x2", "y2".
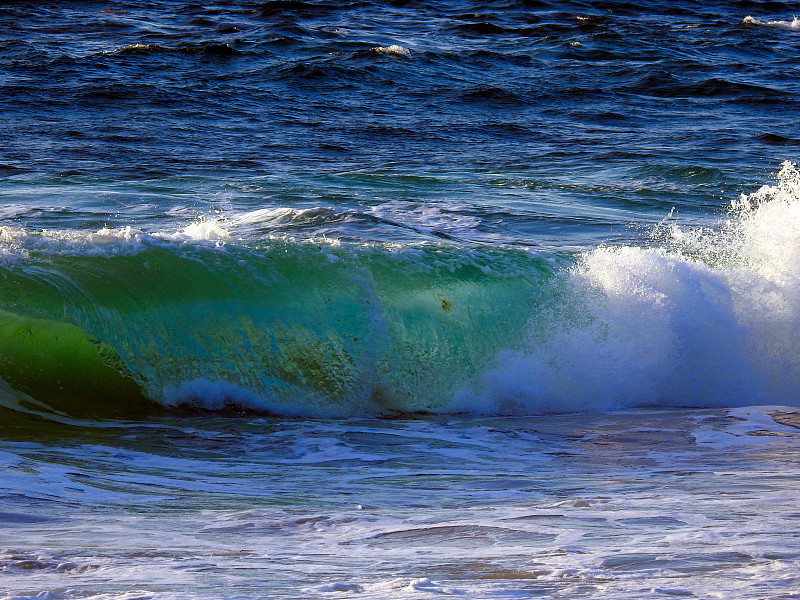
[{"x1": 453, "y1": 162, "x2": 800, "y2": 414}]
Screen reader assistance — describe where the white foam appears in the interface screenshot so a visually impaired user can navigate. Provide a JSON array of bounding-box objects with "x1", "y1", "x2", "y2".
[
  {"x1": 1, "y1": 592, "x2": 160, "y2": 600},
  {"x1": 359, "y1": 577, "x2": 465, "y2": 596},
  {"x1": 691, "y1": 405, "x2": 800, "y2": 447},
  {"x1": 316, "y1": 582, "x2": 364, "y2": 593},
  {"x1": 13, "y1": 225, "x2": 149, "y2": 258},
  {"x1": 0, "y1": 204, "x2": 33, "y2": 219},
  {"x1": 372, "y1": 44, "x2": 412, "y2": 57},
  {"x1": 230, "y1": 206, "x2": 337, "y2": 232},
  {"x1": 743, "y1": 15, "x2": 800, "y2": 31},
  {"x1": 1, "y1": 594, "x2": 64, "y2": 600},
  {"x1": 0, "y1": 217, "x2": 231, "y2": 263},
  {"x1": 102, "y1": 43, "x2": 160, "y2": 54},
  {"x1": 233, "y1": 206, "x2": 299, "y2": 225},
  {"x1": 453, "y1": 162, "x2": 800, "y2": 414},
  {"x1": 157, "y1": 217, "x2": 230, "y2": 243}
]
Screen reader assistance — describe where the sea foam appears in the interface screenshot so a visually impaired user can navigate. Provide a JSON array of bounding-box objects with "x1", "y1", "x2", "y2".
[
  {"x1": 743, "y1": 16, "x2": 800, "y2": 31},
  {"x1": 0, "y1": 218, "x2": 231, "y2": 263},
  {"x1": 371, "y1": 44, "x2": 412, "y2": 58},
  {"x1": 452, "y1": 162, "x2": 800, "y2": 414}
]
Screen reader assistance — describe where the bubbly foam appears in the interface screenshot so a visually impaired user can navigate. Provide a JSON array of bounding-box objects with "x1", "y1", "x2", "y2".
[
  {"x1": 371, "y1": 44, "x2": 412, "y2": 57},
  {"x1": 159, "y1": 217, "x2": 230, "y2": 243},
  {"x1": 230, "y1": 206, "x2": 342, "y2": 234},
  {"x1": 0, "y1": 218, "x2": 231, "y2": 264},
  {"x1": 453, "y1": 162, "x2": 800, "y2": 414},
  {"x1": 743, "y1": 16, "x2": 800, "y2": 31},
  {"x1": 102, "y1": 42, "x2": 160, "y2": 54}
]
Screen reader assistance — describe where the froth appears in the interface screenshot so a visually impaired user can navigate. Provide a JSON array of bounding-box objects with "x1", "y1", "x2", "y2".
[
  {"x1": 731, "y1": 161, "x2": 800, "y2": 283},
  {"x1": 453, "y1": 162, "x2": 800, "y2": 414},
  {"x1": 371, "y1": 44, "x2": 412, "y2": 58},
  {"x1": 161, "y1": 217, "x2": 230, "y2": 243},
  {"x1": 743, "y1": 16, "x2": 800, "y2": 31},
  {"x1": 0, "y1": 218, "x2": 230, "y2": 263}
]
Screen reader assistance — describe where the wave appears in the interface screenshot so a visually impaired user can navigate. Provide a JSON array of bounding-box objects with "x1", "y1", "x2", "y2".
[
  {"x1": 743, "y1": 16, "x2": 800, "y2": 32},
  {"x1": 0, "y1": 227, "x2": 556, "y2": 418},
  {"x1": 756, "y1": 133, "x2": 800, "y2": 146},
  {"x1": 368, "y1": 45, "x2": 412, "y2": 58},
  {"x1": 101, "y1": 42, "x2": 241, "y2": 57},
  {"x1": 2, "y1": 163, "x2": 800, "y2": 419},
  {"x1": 625, "y1": 73, "x2": 786, "y2": 100}
]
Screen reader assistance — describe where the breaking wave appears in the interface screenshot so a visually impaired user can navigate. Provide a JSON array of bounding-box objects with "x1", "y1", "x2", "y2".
[{"x1": 2, "y1": 163, "x2": 800, "y2": 418}]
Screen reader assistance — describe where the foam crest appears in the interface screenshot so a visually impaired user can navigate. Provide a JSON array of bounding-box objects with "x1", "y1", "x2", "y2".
[
  {"x1": 731, "y1": 161, "x2": 800, "y2": 284},
  {"x1": 0, "y1": 225, "x2": 148, "y2": 260},
  {"x1": 0, "y1": 218, "x2": 230, "y2": 263},
  {"x1": 158, "y1": 217, "x2": 231, "y2": 243},
  {"x1": 371, "y1": 44, "x2": 412, "y2": 58},
  {"x1": 453, "y1": 162, "x2": 800, "y2": 414},
  {"x1": 230, "y1": 206, "x2": 340, "y2": 233},
  {"x1": 102, "y1": 43, "x2": 160, "y2": 55},
  {"x1": 743, "y1": 16, "x2": 800, "y2": 31}
]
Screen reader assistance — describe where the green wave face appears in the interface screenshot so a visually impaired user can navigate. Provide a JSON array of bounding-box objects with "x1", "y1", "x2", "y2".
[
  {"x1": 0, "y1": 309, "x2": 150, "y2": 417},
  {"x1": 0, "y1": 239, "x2": 558, "y2": 417}
]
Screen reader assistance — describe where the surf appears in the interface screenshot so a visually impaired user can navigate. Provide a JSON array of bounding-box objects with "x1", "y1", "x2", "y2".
[
  {"x1": 0, "y1": 230, "x2": 555, "y2": 418},
  {"x1": 454, "y1": 161, "x2": 800, "y2": 414},
  {"x1": 1, "y1": 163, "x2": 799, "y2": 419}
]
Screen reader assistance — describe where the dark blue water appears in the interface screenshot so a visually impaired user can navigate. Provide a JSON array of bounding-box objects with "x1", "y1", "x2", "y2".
[{"x1": 2, "y1": 1, "x2": 798, "y2": 245}]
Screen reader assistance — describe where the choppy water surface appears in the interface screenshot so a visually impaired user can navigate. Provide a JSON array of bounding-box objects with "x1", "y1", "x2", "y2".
[
  {"x1": 3, "y1": 408, "x2": 800, "y2": 599},
  {"x1": 2, "y1": 1, "x2": 800, "y2": 598},
  {"x1": 2, "y1": 0, "x2": 799, "y2": 244}
]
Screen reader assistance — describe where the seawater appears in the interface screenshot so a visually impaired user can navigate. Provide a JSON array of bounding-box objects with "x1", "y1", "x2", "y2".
[{"x1": 1, "y1": 1, "x2": 800, "y2": 599}]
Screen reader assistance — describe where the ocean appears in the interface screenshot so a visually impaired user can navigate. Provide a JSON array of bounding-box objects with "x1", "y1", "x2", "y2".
[{"x1": 1, "y1": 1, "x2": 800, "y2": 598}]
